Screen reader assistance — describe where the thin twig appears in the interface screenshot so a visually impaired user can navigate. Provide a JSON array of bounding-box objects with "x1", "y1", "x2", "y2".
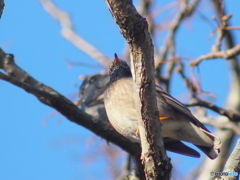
[
  {"x1": 186, "y1": 98, "x2": 240, "y2": 122},
  {"x1": 156, "y1": 0, "x2": 200, "y2": 65},
  {"x1": 225, "y1": 26, "x2": 240, "y2": 30},
  {"x1": 175, "y1": 59, "x2": 199, "y2": 95},
  {"x1": 203, "y1": 119, "x2": 240, "y2": 136},
  {"x1": 190, "y1": 44, "x2": 240, "y2": 66},
  {"x1": 192, "y1": 111, "x2": 240, "y2": 135},
  {"x1": 193, "y1": 1, "x2": 240, "y2": 179},
  {"x1": 155, "y1": 0, "x2": 200, "y2": 91},
  {"x1": 0, "y1": 0, "x2": 4, "y2": 18}
]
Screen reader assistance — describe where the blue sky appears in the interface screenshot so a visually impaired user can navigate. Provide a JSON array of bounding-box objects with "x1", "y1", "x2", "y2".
[{"x1": 0, "y1": 0, "x2": 239, "y2": 180}]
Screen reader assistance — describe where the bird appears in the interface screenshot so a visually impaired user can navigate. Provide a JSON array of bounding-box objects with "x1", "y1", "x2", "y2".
[
  {"x1": 104, "y1": 53, "x2": 221, "y2": 159},
  {"x1": 76, "y1": 74, "x2": 109, "y2": 122}
]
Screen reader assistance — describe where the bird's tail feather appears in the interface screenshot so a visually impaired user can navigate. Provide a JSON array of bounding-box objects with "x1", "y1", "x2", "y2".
[
  {"x1": 195, "y1": 128, "x2": 221, "y2": 159},
  {"x1": 164, "y1": 139, "x2": 200, "y2": 158}
]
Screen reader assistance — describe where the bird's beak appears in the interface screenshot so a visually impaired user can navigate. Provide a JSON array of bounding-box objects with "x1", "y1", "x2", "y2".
[{"x1": 114, "y1": 53, "x2": 120, "y2": 63}]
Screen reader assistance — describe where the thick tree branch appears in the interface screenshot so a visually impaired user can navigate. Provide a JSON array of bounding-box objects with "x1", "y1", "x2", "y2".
[
  {"x1": 0, "y1": 48, "x2": 144, "y2": 177},
  {"x1": 106, "y1": 0, "x2": 172, "y2": 179},
  {"x1": 138, "y1": 0, "x2": 155, "y2": 35}
]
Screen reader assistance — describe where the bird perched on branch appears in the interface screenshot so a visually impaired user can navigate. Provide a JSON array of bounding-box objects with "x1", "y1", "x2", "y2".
[{"x1": 104, "y1": 53, "x2": 221, "y2": 159}]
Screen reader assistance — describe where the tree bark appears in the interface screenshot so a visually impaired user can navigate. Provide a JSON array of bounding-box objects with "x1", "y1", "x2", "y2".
[{"x1": 106, "y1": 0, "x2": 172, "y2": 179}]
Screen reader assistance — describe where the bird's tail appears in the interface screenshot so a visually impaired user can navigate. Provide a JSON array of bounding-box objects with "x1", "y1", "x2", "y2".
[
  {"x1": 164, "y1": 138, "x2": 200, "y2": 158},
  {"x1": 195, "y1": 128, "x2": 221, "y2": 159}
]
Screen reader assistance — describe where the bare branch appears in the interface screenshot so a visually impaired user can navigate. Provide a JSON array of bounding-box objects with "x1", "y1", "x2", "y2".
[
  {"x1": 0, "y1": 48, "x2": 144, "y2": 175},
  {"x1": 122, "y1": 0, "x2": 157, "y2": 66},
  {"x1": 38, "y1": 0, "x2": 110, "y2": 68},
  {"x1": 194, "y1": 1, "x2": 240, "y2": 179},
  {"x1": 138, "y1": 0, "x2": 155, "y2": 35},
  {"x1": 156, "y1": 0, "x2": 200, "y2": 64},
  {"x1": 211, "y1": 13, "x2": 232, "y2": 52},
  {"x1": 175, "y1": 59, "x2": 200, "y2": 95},
  {"x1": 190, "y1": 44, "x2": 240, "y2": 66},
  {"x1": 210, "y1": 0, "x2": 240, "y2": 82},
  {"x1": 155, "y1": 0, "x2": 200, "y2": 91},
  {"x1": 220, "y1": 139, "x2": 240, "y2": 180},
  {"x1": 192, "y1": 110, "x2": 240, "y2": 136},
  {"x1": 186, "y1": 98, "x2": 240, "y2": 122},
  {"x1": 201, "y1": 118, "x2": 240, "y2": 136},
  {"x1": 0, "y1": 0, "x2": 4, "y2": 18},
  {"x1": 106, "y1": 0, "x2": 172, "y2": 179},
  {"x1": 225, "y1": 26, "x2": 240, "y2": 30}
]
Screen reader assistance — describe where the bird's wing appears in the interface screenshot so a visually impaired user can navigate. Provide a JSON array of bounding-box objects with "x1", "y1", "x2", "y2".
[{"x1": 155, "y1": 86, "x2": 210, "y2": 133}]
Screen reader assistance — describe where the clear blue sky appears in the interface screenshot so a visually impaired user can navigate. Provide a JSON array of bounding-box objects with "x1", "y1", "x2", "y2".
[{"x1": 0, "y1": 0, "x2": 239, "y2": 180}]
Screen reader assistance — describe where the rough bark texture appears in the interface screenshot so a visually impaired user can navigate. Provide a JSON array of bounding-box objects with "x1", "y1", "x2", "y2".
[
  {"x1": 220, "y1": 139, "x2": 240, "y2": 180},
  {"x1": 106, "y1": 0, "x2": 172, "y2": 179},
  {"x1": 0, "y1": 49, "x2": 144, "y2": 178},
  {"x1": 2, "y1": 1, "x2": 240, "y2": 179}
]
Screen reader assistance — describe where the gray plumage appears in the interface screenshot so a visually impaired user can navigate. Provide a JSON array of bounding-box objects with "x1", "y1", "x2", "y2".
[{"x1": 104, "y1": 54, "x2": 221, "y2": 159}]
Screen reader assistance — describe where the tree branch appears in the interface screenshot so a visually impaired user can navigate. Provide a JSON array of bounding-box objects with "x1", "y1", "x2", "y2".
[
  {"x1": 185, "y1": 98, "x2": 240, "y2": 122},
  {"x1": 106, "y1": 0, "x2": 172, "y2": 179},
  {"x1": 193, "y1": 1, "x2": 240, "y2": 179},
  {"x1": 155, "y1": 0, "x2": 200, "y2": 91},
  {"x1": 0, "y1": 48, "x2": 144, "y2": 176},
  {"x1": 156, "y1": 0, "x2": 200, "y2": 66},
  {"x1": 190, "y1": 44, "x2": 240, "y2": 66},
  {"x1": 0, "y1": 0, "x2": 4, "y2": 18},
  {"x1": 220, "y1": 139, "x2": 240, "y2": 180},
  {"x1": 38, "y1": 0, "x2": 111, "y2": 69},
  {"x1": 190, "y1": 108, "x2": 240, "y2": 135}
]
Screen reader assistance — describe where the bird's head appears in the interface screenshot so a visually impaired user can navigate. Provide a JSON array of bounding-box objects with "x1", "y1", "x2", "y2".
[{"x1": 109, "y1": 53, "x2": 132, "y2": 82}]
